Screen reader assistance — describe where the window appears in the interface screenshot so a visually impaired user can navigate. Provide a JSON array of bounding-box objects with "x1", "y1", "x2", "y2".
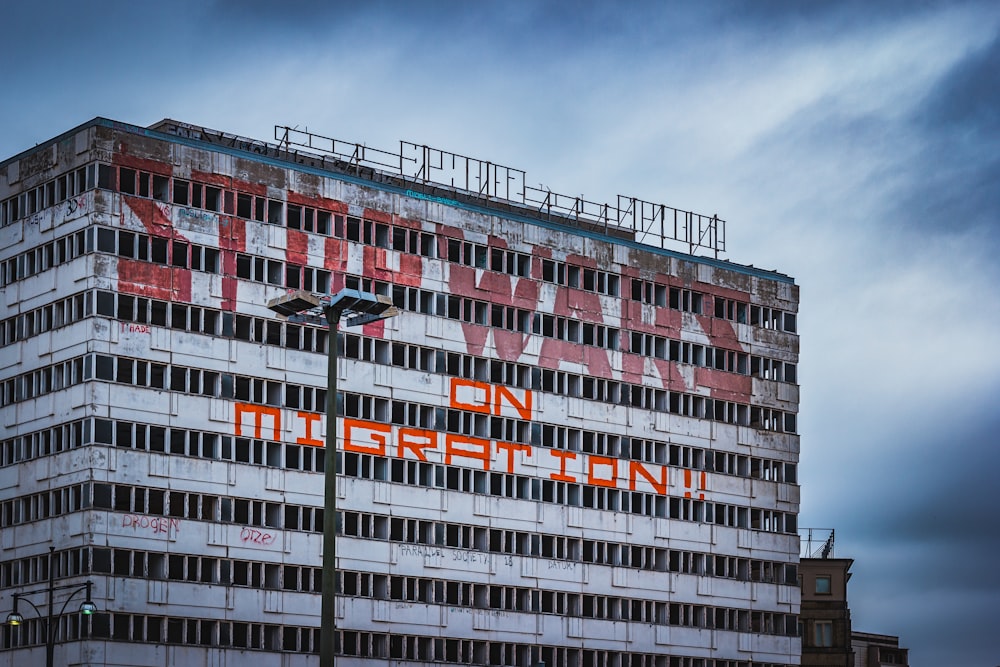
[
  {"x1": 814, "y1": 620, "x2": 833, "y2": 647},
  {"x1": 815, "y1": 575, "x2": 831, "y2": 595}
]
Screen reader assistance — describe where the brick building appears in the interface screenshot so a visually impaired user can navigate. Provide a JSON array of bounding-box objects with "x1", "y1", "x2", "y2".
[{"x1": 798, "y1": 532, "x2": 909, "y2": 667}]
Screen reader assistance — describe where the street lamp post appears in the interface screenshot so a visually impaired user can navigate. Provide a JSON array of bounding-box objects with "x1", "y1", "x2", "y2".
[
  {"x1": 267, "y1": 288, "x2": 398, "y2": 666},
  {"x1": 5, "y1": 546, "x2": 97, "y2": 667}
]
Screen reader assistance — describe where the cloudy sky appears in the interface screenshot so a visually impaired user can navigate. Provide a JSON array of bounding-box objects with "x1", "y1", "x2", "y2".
[{"x1": 4, "y1": 1, "x2": 999, "y2": 664}]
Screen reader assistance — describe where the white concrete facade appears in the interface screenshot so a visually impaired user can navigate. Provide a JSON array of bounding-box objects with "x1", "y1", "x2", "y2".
[{"x1": 0, "y1": 118, "x2": 801, "y2": 666}]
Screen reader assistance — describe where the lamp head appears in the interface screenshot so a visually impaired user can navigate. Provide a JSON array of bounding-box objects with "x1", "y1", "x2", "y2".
[
  {"x1": 331, "y1": 289, "x2": 396, "y2": 327},
  {"x1": 6, "y1": 595, "x2": 21, "y2": 626},
  {"x1": 267, "y1": 290, "x2": 322, "y2": 317},
  {"x1": 80, "y1": 581, "x2": 96, "y2": 615},
  {"x1": 267, "y1": 288, "x2": 398, "y2": 328}
]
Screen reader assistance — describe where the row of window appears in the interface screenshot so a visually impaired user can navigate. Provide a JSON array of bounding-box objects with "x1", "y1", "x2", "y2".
[
  {"x1": 0, "y1": 480, "x2": 321, "y2": 534},
  {"x1": 4, "y1": 507, "x2": 795, "y2": 596},
  {"x1": 0, "y1": 228, "x2": 87, "y2": 287},
  {"x1": 205, "y1": 347, "x2": 785, "y2": 436},
  {"x1": 542, "y1": 258, "x2": 619, "y2": 296},
  {"x1": 337, "y1": 569, "x2": 797, "y2": 635},
  {"x1": 0, "y1": 418, "x2": 315, "y2": 473},
  {"x1": 0, "y1": 419, "x2": 90, "y2": 466},
  {"x1": 630, "y1": 332, "x2": 797, "y2": 382},
  {"x1": 0, "y1": 546, "x2": 311, "y2": 592},
  {"x1": 3, "y1": 419, "x2": 793, "y2": 513},
  {"x1": 103, "y1": 548, "x2": 322, "y2": 590},
  {"x1": 338, "y1": 631, "x2": 795, "y2": 667},
  {"x1": 1, "y1": 610, "x2": 795, "y2": 666},
  {"x1": 0, "y1": 546, "x2": 794, "y2": 634},
  {"x1": 0, "y1": 355, "x2": 86, "y2": 405},
  {"x1": 0, "y1": 349, "x2": 797, "y2": 444},
  {"x1": 5, "y1": 291, "x2": 797, "y2": 441},
  {"x1": 0, "y1": 484, "x2": 87, "y2": 526},
  {"x1": 2, "y1": 611, "x2": 324, "y2": 655},
  {"x1": 235, "y1": 252, "x2": 331, "y2": 291},
  {"x1": 3, "y1": 300, "x2": 796, "y2": 440},
  {"x1": 343, "y1": 511, "x2": 795, "y2": 579},
  {"x1": 89, "y1": 484, "x2": 322, "y2": 532},
  {"x1": 0, "y1": 418, "x2": 319, "y2": 472},
  {"x1": 0, "y1": 290, "x2": 89, "y2": 346},
  {"x1": 0, "y1": 164, "x2": 97, "y2": 227},
  {"x1": 99, "y1": 290, "x2": 332, "y2": 347},
  {"x1": 115, "y1": 164, "x2": 337, "y2": 232},
  {"x1": 341, "y1": 510, "x2": 795, "y2": 580},
  {"x1": 1, "y1": 240, "x2": 796, "y2": 388},
  {"x1": 92, "y1": 233, "x2": 628, "y2": 351},
  {"x1": 339, "y1": 452, "x2": 797, "y2": 532},
  {"x1": 631, "y1": 281, "x2": 702, "y2": 316},
  {"x1": 0, "y1": 365, "x2": 796, "y2": 498},
  {"x1": 2, "y1": 447, "x2": 796, "y2": 532},
  {"x1": 0, "y1": 225, "x2": 220, "y2": 287},
  {"x1": 339, "y1": 391, "x2": 798, "y2": 479},
  {"x1": 98, "y1": 288, "x2": 797, "y2": 395},
  {"x1": 0, "y1": 547, "x2": 90, "y2": 586},
  {"x1": 632, "y1": 280, "x2": 796, "y2": 333},
  {"x1": 0, "y1": 436, "x2": 793, "y2": 582},
  {"x1": 531, "y1": 429, "x2": 795, "y2": 482},
  {"x1": 96, "y1": 227, "x2": 222, "y2": 273},
  {"x1": 3, "y1": 181, "x2": 797, "y2": 339}
]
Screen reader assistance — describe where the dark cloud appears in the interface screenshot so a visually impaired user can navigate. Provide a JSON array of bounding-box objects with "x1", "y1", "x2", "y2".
[
  {"x1": 920, "y1": 31, "x2": 1000, "y2": 132},
  {"x1": 827, "y1": 387, "x2": 1000, "y2": 662},
  {"x1": 888, "y1": 30, "x2": 1000, "y2": 246},
  {"x1": 729, "y1": 24, "x2": 1000, "y2": 262},
  {"x1": 846, "y1": 399, "x2": 1000, "y2": 563}
]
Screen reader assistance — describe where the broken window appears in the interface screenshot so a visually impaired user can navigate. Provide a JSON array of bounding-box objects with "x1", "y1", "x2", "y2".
[
  {"x1": 204, "y1": 186, "x2": 221, "y2": 211},
  {"x1": 237, "y1": 193, "x2": 253, "y2": 218},
  {"x1": 287, "y1": 204, "x2": 302, "y2": 229},
  {"x1": 119, "y1": 168, "x2": 136, "y2": 194},
  {"x1": 152, "y1": 175, "x2": 169, "y2": 202},
  {"x1": 171, "y1": 241, "x2": 188, "y2": 268},
  {"x1": 172, "y1": 179, "x2": 189, "y2": 206},
  {"x1": 267, "y1": 200, "x2": 283, "y2": 225},
  {"x1": 316, "y1": 210, "x2": 332, "y2": 235}
]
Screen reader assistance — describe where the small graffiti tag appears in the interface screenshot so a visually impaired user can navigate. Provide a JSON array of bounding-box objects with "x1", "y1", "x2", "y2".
[
  {"x1": 239, "y1": 527, "x2": 276, "y2": 546},
  {"x1": 122, "y1": 515, "x2": 180, "y2": 536}
]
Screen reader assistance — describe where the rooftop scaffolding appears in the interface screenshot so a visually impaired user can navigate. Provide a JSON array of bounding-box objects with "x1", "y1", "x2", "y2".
[{"x1": 147, "y1": 120, "x2": 726, "y2": 259}]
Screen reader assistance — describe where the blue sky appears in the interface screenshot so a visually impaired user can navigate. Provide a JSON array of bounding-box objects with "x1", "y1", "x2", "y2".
[{"x1": 4, "y1": 1, "x2": 1000, "y2": 664}]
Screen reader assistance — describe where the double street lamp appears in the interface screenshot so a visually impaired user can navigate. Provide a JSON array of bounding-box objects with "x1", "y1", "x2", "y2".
[
  {"x1": 267, "y1": 288, "x2": 398, "y2": 666},
  {"x1": 5, "y1": 547, "x2": 97, "y2": 667}
]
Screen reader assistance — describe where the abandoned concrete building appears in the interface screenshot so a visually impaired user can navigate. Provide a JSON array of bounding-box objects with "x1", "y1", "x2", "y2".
[{"x1": 0, "y1": 118, "x2": 801, "y2": 666}]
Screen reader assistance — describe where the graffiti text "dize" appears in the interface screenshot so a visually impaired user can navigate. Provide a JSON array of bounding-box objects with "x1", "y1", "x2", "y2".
[{"x1": 239, "y1": 527, "x2": 276, "y2": 546}]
